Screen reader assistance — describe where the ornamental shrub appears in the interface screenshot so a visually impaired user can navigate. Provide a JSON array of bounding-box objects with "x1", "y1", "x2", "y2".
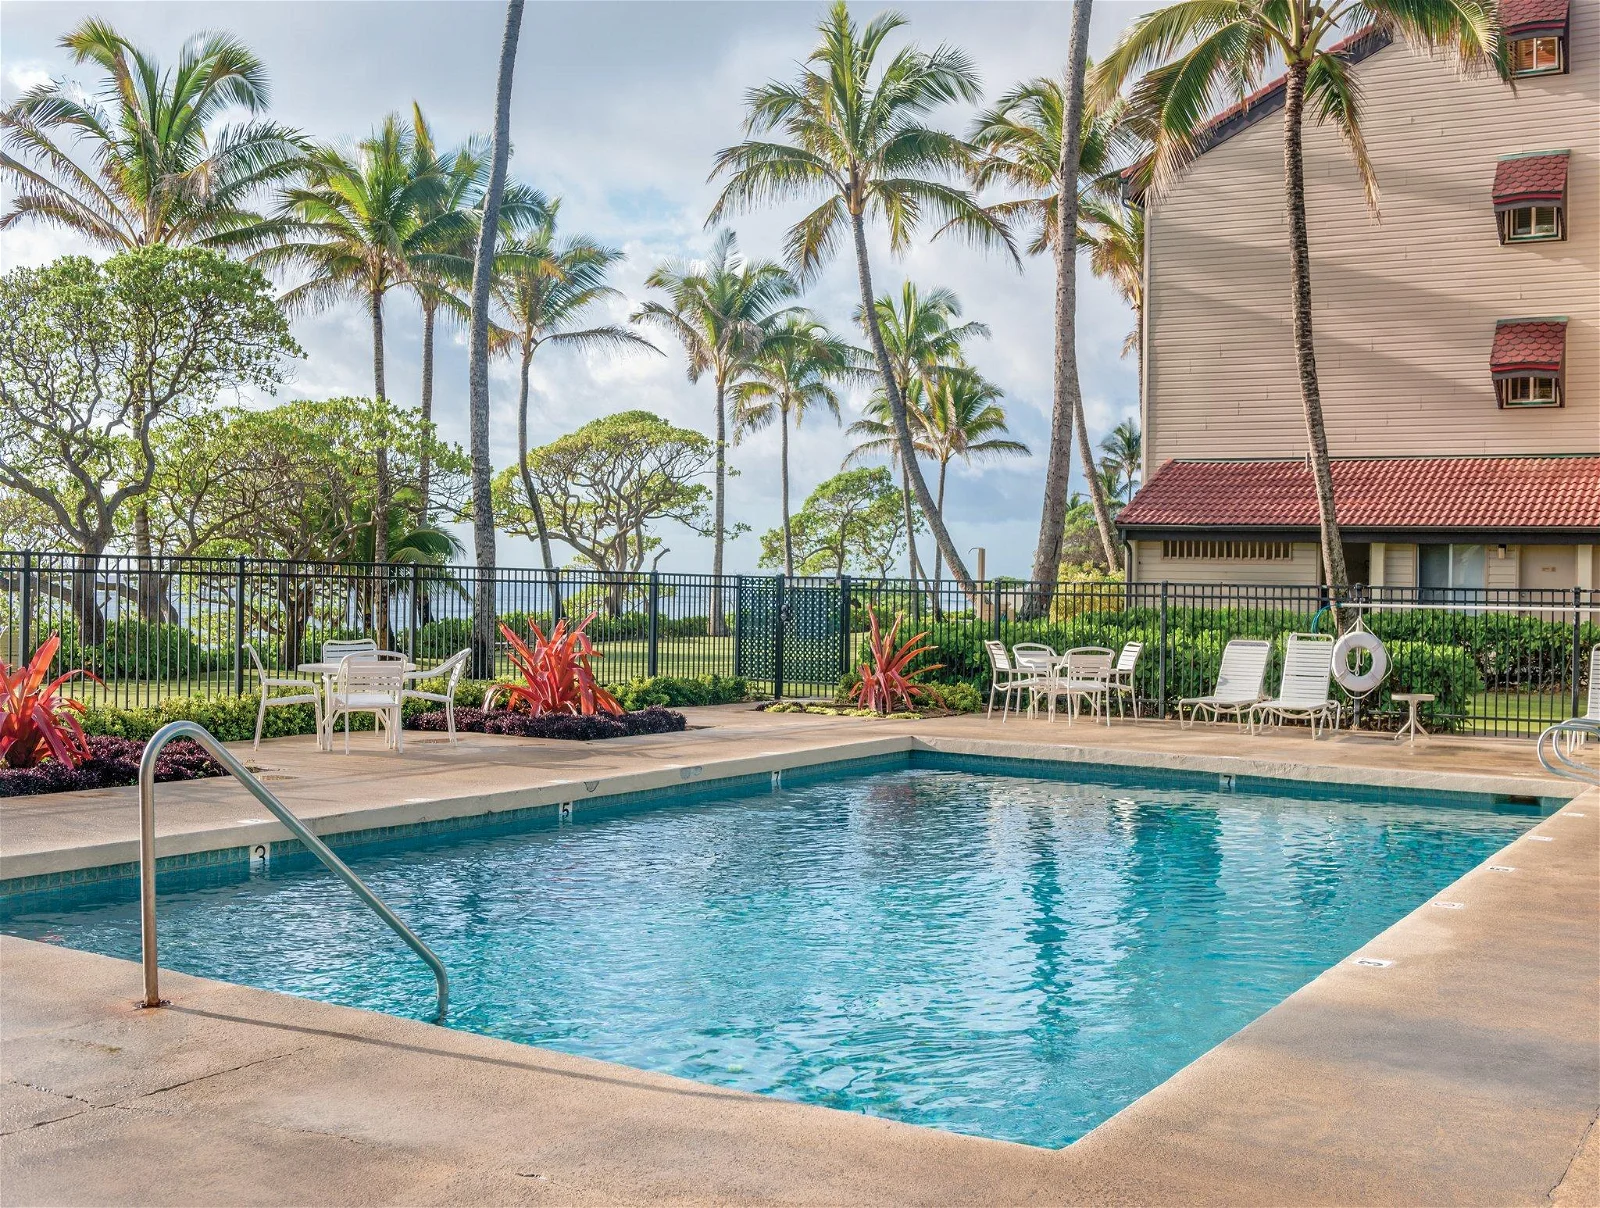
[
  {"x1": 85, "y1": 620, "x2": 218, "y2": 679},
  {"x1": 408, "y1": 705, "x2": 686, "y2": 740},
  {"x1": 0, "y1": 734, "x2": 226, "y2": 797}
]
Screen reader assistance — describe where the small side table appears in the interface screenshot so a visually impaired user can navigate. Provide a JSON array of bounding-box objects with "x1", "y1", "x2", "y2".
[{"x1": 1392, "y1": 693, "x2": 1435, "y2": 746}]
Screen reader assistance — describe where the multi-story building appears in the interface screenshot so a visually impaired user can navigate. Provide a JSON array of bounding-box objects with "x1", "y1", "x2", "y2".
[{"x1": 1115, "y1": 0, "x2": 1599, "y2": 592}]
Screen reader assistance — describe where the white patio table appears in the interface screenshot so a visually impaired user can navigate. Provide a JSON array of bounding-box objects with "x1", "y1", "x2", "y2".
[{"x1": 295, "y1": 654, "x2": 415, "y2": 751}]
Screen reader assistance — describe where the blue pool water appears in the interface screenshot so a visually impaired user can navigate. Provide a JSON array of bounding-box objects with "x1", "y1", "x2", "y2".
[{"x1": 1, "y1": 759, "x2": 1538, "y2": 1148}]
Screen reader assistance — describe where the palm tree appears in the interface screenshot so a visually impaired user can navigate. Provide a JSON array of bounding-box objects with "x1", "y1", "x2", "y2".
[
  {"x1": 1099, "y1": 418, "x2": 1141, "y2": 498},
  {"x1": 918, "y1": 367, "x2": 1029, "y2": 587},
  {"x1": 968, "y1": 18, "x2": 1129, "y2": 582},
  {"x1": 1095, "y1": 457, "x2": 1130, "y2": 509},
  {"x1": 731, "y1": 315, "x2": 854, "y2": 576},
  {"x1": 494, "y1": 203, "x2": 657, "y2": 576},
  {"x1": 851, "y1": 282, "x2": 988, "y2": 590},
  {"x1": 633, "y1": 230, "x2": 798, "y2": 631},
  {"x1": 1081, "y1": 198, "x2": 1143, "y2": 357},
  {"x1": 252, "y1": 114, "x2": 452, "y2": 645},
  {"x1": 708, "y1": 0, "x2": 1014, "y2": 596},
  {"x1": 1092, "y1": 0, "x2": 1507, "y2": 589},
  {"x1": 467, "y1": 0, "x2": 525, "y2": 675},
  {"x1": 1, "y1": 18, "x2": 304, "y2": 249}
]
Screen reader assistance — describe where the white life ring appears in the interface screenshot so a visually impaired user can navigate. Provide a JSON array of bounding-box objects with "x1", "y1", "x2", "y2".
[{"x1": 1332, "y1": 630, "x2": 1388, "y2": 694}]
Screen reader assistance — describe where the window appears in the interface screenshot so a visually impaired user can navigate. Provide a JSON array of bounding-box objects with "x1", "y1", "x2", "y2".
[
  {"x1": 1161, "y1": 540, "x2": 1292, "y2": 561},
  {"x1": 1420, "y1": 544, "x2": 1486, "y2": 607},
  {"x1": 1512, "y1": 35, "x2": 1563, "y2": 74},
  {"x1": 1497, "y1": 375, "x2": 1562, "y2": 407},
  {"x1": 1501, "y1": 204, "x2": 1564, "y2": 242}
]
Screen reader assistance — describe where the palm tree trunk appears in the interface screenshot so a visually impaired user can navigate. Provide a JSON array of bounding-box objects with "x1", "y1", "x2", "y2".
[
  {"x1": 1283, "y1": 62, "x2": 1348, "y2": 592},
  {"x1": 1075, "y1": 390, "x2": 1120, "y2": 573},
  {"x1": 516, "y1": 342, "x2": 564, "y2": 621},
  {"x1": 899, "y1": 461, "x2": 922, "y2": 591},
  {"x1": 418, "y1": 298, "x2": 436, "y2": 524},
  {"x1": 709, "y1": 378, "x2": 728, "y2": 636},
  {"x1": 849, "y1": 210, "x2": 974, "y2": 595},
  {"x1": 1027, "y1": 0, "x2": 1095, "y2": 606},
  {"x1": 780, "y1": 406, "x2": 794, "y2": 577},
  {"x1": 933, "y1": 458, "x2": 948, "y2": 591},
  {"x1": 369, "y1": 285, "x2": 391, "y2": 648},
  {"x1": 467, "y1": 0, "x2": 524, "y2": 677}
]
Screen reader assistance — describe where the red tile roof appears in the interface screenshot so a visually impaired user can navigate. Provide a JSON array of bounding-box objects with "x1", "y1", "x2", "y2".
[
  {"x1": 1491, "y1": 319, "x2": 1567, "y2": 374},
  {"x1": 1116, "y1": 456, "x2": 1600, "y2": 533},
  {"x1": 1502, "y1": 0, "x2": 1569, "y2": 35},
  {"x1": 1493, "y1": 152, "x2": 1569, "y2": 206}
]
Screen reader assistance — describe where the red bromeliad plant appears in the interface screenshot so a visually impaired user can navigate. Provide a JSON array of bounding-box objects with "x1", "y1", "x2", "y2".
[
  {"x1": 497, "y1": 613, "x2": 623, "y2": 717},
  {"x1": 1, "y1": 634, "x2": 103, "y2": 769},
  {"x1": 849, "y1": 605, "x2": 944, "y2": 715}
]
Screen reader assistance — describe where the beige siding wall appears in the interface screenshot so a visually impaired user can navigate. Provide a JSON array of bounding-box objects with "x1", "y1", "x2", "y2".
[
  {"x1": 1131, "y1": 540, "x2": 1320, "y2": 585},
  {"x1": 1383, "y1": 543, "x2": 1418, "y2": 588},
  {"x1": 1486, "y1": 544, "x2": 1521, "y2": 589},
  {"x1": 1521, "y1": 544, "x2": 1578, "y2": 589},
  {"x1": 1143, "y1": 6, "x2": 1599, "y2": 471}
]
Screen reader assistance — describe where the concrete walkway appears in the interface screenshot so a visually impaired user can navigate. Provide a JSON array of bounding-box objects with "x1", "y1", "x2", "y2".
[{"x1": 2, "y1": 712, "x2": 1596, "y2": 1204}]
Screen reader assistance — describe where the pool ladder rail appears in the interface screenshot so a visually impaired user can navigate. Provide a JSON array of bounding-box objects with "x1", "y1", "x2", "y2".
[
  {"x1": 1536, "y1": 719, "x2": 1600, "y2": 787},
  {"x1": 137, "y1": 721, "x2": 449, "y2": 1021}
]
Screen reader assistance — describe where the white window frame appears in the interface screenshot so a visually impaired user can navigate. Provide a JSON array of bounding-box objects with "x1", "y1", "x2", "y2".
[
  {"x1": 1505, "y1": 204, "x2": 1563, "y2": 241},
  {"x1": 1497, "y1": 375, "x2": 1561, "y2": 407},
  {"x1": 1512, "y1": 35, "x2": 1564, "y2": 75}
]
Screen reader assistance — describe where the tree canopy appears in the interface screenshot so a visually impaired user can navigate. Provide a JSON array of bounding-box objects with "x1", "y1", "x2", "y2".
[{"x1": 760, "y1": 467, "x2": 910, "y2": 578}]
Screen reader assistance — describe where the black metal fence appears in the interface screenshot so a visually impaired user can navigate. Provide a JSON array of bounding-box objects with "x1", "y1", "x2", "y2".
[{"x1": 2, "y1": 550, "x2": 1594, "y2": 737}]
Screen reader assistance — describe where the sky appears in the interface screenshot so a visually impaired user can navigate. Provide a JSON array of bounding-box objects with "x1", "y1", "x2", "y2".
[{"x1": 1, "y1": 0, "x2": 1159, "y2": 576}]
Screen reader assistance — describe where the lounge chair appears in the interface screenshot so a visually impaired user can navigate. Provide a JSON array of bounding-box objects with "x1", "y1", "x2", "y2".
[
  {"x1": 1178, "y1": 639, "x2": 1272, "y2": 729},
  {"x1": 1564, "y1": 646, "x2": 1599, "y2": 753},
  {"x1": 983, "y1": 640, "x2": 1044, "y2": 721},
  {"x1": 1248, "y1": 634, "x2": 1341, "y2": 739}
]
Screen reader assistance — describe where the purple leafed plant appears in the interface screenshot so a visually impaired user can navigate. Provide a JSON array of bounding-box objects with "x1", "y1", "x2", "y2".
[{"x1": 0, "y1": 735, "x2": 227, "y2": 798}]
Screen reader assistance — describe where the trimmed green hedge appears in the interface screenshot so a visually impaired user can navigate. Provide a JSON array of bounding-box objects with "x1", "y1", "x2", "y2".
[{"x1": 78, "y1": 673, "x2": 752, "y2": 744}]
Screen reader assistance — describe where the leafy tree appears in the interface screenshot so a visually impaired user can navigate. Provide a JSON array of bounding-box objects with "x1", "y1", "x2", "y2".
[
  {"x1": 633, "y1": 230, "x2": 798, "y2": 630},
  {"x1": 493, "y1": 411, "x2": 713, "y2": 578},
  {"x1": 969, "y1": 29, "x2": 1129, "y2": 581},
  {"x1": 760, "y1": 467, "x2": 911, "y2": 578},
  {"x1": 709, "y1": 0, "x2": 1014, "y2": 596},
  {"x1": 1098, "y1": 418, "x2": 1141, "y2": 499},
  {"x1": 467, "y1": 0, "x2": 527, "y2": 673},
  {"x1": 731, "y1": 314, "x2": 855, "y2": 576},
  {"x1": 495, "y1": 204, "x2": 658, "y2": 575},
  {"x1": 0, "y1": 18, "x2": 304, "y2": 249},
  {"x1": 1092, "y1": 0, "x2": 1507, "y2": 589},
  {"x1": 0, "y1": 248, "x2": 298, "y2": 640}
]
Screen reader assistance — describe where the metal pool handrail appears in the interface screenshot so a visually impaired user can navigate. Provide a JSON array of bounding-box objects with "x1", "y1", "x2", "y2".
[
  {"x1": 1536, "y1": 719, "x2": 1600, "y2": 787},
  {"x1": 137, "y1": 720, "x2": 449, "y2": 1021}
]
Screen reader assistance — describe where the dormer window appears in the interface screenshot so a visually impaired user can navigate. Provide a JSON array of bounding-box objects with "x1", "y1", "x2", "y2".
[
  {"x1": 1491, "y1": 319, "x2": 1567, "y2": 409},
  {"x1": 1512, "y1": 34, "x2": 1563, "y2": 73},
  {"x1": 1493, "y1": 151, "x2": 1568, "y2": 244},
  {"x1": 1501, "y1": 0, "x2": 1569, "y2": 76}
]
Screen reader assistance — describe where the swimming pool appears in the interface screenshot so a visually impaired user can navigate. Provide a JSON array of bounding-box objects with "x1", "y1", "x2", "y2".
[{"x1": 0, "y1": 756, "x2": 1540, "y2": 1148}]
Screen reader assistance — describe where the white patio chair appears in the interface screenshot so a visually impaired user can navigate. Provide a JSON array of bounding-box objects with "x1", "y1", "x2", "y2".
[
  {"x1": 1178, "y1": 639, "x2": 1273, "y2": 729},
  {"x1": 1106, "y1": 641, "x2": 1144, "y2": 719},
  {"x1": 1032, "y1": 647, "x2": 1114, "y2": 723},
  {"x1": 401, "y1": 648, "x2": 470, "y2": 744},
  {"x1": 1248, "y1": 634, "x2": 1341, "y2": 739},
  {"x1": 325, "y1": 654, "x2": 406, "y2": 755},
  {"x1": 983, "y1": 640, "x2": 1043, "y2": 721},
  {"x1": 1564, "y1": 646, "x2": 1599, "y2": 753},
  {"x1": 1011, "y1": 643, "x2": 1058, "y2": 720},
  {"x1": 245, "y1": 643, "x2": 321, "y2": 751},
  {"x1": 322, "y1": 637, "x2": 378, "y2": 663}
]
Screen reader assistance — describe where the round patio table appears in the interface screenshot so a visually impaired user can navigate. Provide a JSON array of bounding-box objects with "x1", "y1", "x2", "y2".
[
  {"x1": 1392, "y1": 692, "x2": 1435, "y2": 746},
  {"x1": 296, "y1": 655, "x2": 415, "y2": 751}
]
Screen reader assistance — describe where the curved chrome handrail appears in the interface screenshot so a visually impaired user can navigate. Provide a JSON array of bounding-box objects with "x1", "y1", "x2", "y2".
[
  {"x1": 138, "y1": 720, "x2": 449, "y2": 1021},
  {"x1": 1536, "y1": 718, "x2": 1600, "y2": 787}
]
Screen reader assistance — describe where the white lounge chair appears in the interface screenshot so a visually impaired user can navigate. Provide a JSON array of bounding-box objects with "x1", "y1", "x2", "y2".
[
  {"x1": 1178, "y1": 638, "x2": 1272, "y2": 729},
  {"x1": 1032, "y1": 647, "x2": 1114, "y2": 723},
  {"x1": 1249, "y1": 634, "x2": 1341, "y2": 739},
  {"x1": 401, "y1": 648, "x2": 470, "y2": 744},
  {"x1": 1565, "y1": 646, "x2": 1599, "y2": 753},
  {"x1": 1106, "y1": 641, "x2": 1144, "y2": 719},
  {"x1": 325, "y1": 654, "x2": 406, "y2": 754},
  {"x1": 983, "y1": 640, "x2": 1043, "y2": 721},
  {"x1": 246, "y1": 643, "x2": 322, "y2": 751}
]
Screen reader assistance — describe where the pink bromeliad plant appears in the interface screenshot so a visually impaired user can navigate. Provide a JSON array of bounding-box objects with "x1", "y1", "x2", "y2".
[
  {"x1": 1, "y1": 634, "x2": 103, "y2": 769},
  {"x1": 498, "y1": 613, "x2": 623, "y2": 717},
  {"x1": 849, "y1": 605, "x2": 944, "y2": 715}
]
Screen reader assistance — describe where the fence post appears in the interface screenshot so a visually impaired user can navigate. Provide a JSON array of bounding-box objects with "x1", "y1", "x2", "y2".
[
  {"x1": 19, "y1": 551, "x2": 32, "y2": 659},
  {"x1": 233, "y1": 555, "x2": 246, "y2": 696},
  {"x1": 772, "y1": 573, "x2": 787, "y2": 701},
  {"x1": 646, "y1": 571, "x2": 660, "y2": 678},
  {"x1": 408, "y1": 564, "x2": 419, "y2": 660},
  {"x1": 991, "y1": 580, "x2": 1002, "y2": 641},
  {"x1": 732, "y1": 575, "x2": 743, "y2": 678},
  {"x1": 1573, "y1": 586, "x2": 1584, "y2": 720},
  {"x1": 838, "y1": 575, "x2": 852, "y2": 684},
  {"x1": 1158, "y1": 580, "x2": 1169, "y2": 719}
]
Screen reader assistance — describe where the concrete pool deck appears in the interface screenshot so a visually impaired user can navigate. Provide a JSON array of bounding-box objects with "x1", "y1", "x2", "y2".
[{"x1": 2, "y1": 709, "x2": 1597, "y2": 1205}]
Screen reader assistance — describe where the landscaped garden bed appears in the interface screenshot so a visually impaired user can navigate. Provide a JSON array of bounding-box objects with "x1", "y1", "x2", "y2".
[
  {"x1": 408, "y1": 704, "x2": 685, "y2": 740},
  {"x1": 0, "y1": 735, "x2": 227, "y2": 797}
]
